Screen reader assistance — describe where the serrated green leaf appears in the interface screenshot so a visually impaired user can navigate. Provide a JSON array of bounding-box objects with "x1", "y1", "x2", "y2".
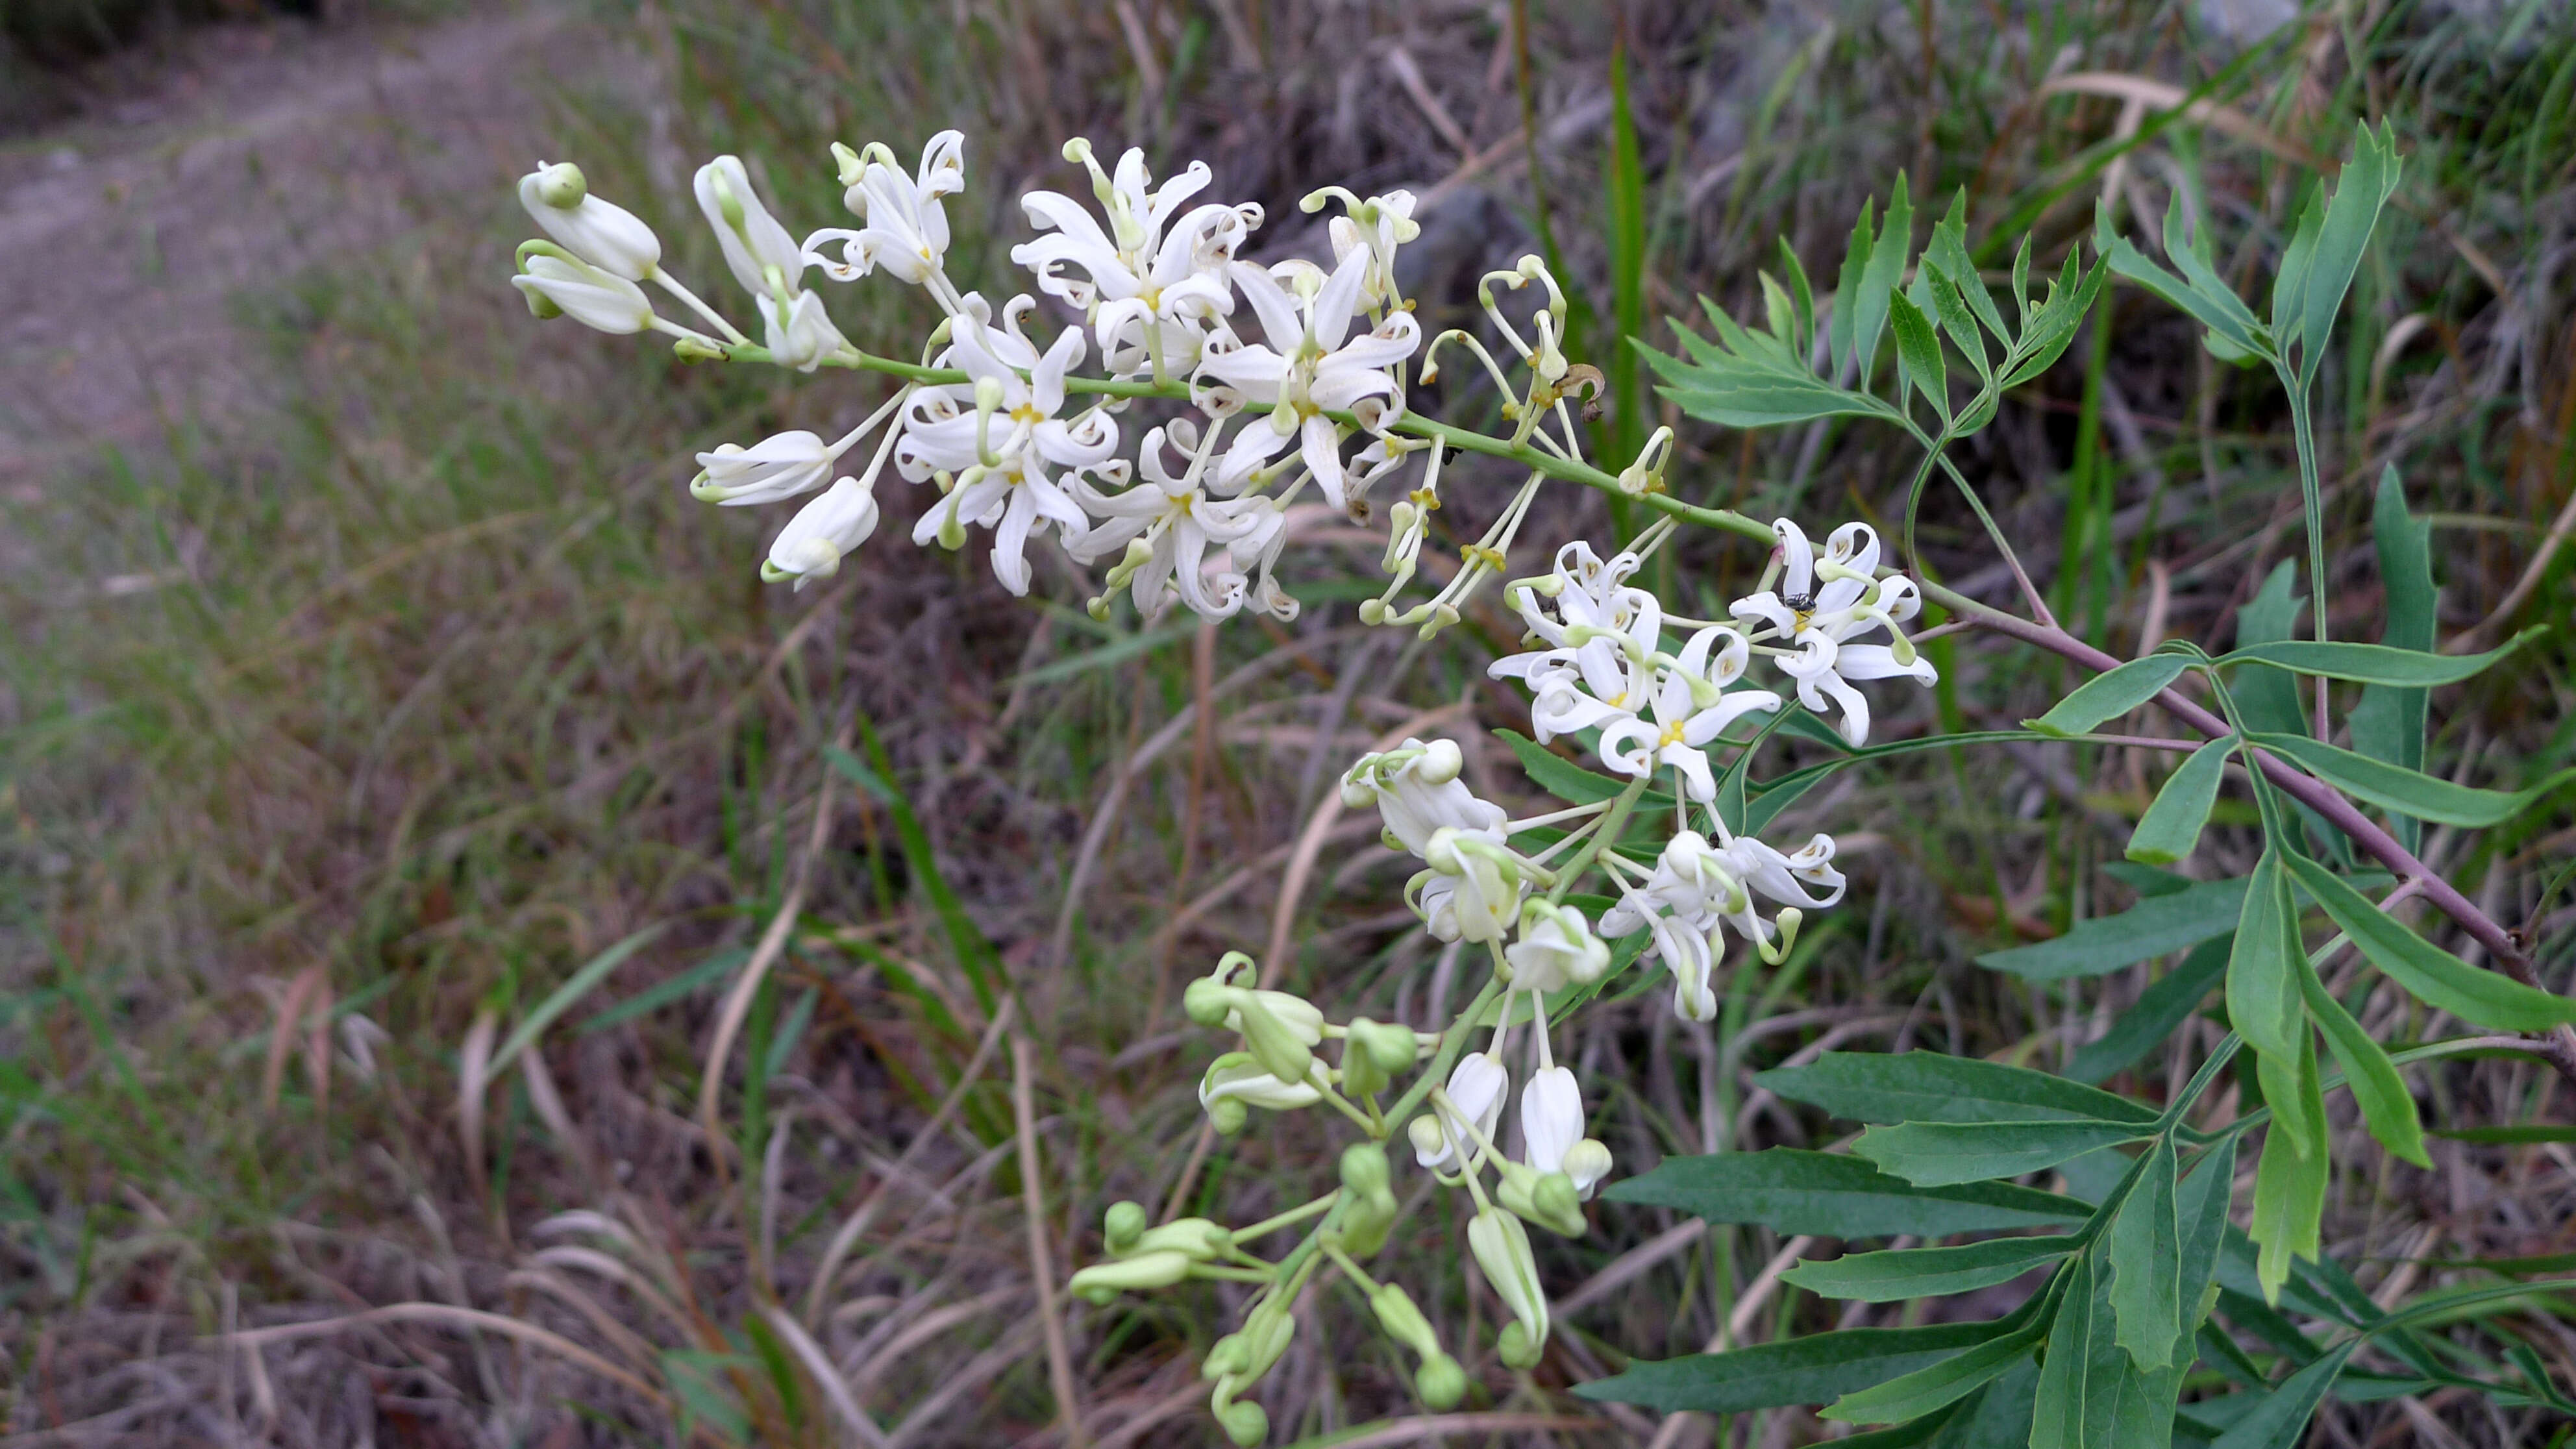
[
  {"x1": 2249, "y1": 730, "x2": 2573, "y2": 828},
  {"x1": 2027, "y1": 655, "x2": 2191, "y2": 738},
  {"x1": 2223, "y1": 851, "x2": 2305, "y2": 1066},
  {"x1": 2282, "y1": 853, "x2": 2576, "y2": 1030},
  {"x1": 1785, "y1": 1236, "x2": 2072, "y2": 1302},
  {"x1": 1889, "y1": 289, "x2": 1949, "y2": 420},
  {"x1": 1981, "y1": 874, "x2": 2249, "y2": 981},
  {"x1": 1999, "y1": 256, "x2": 2105, "y2": 388},
  {"x1": 2288, "y1": 121, "x2": 2403, "y2": 385},
  {"x1": 2270, "y1": 183, "x2": 2325, "y2": 354},
  {"x1": 1823, "y1": 1320, "x2": 2046, "y2": 1425},
  {"x1": 1829, "y1": 199, "x2": 1875, "y2": 380},
  {"x1": 1856, "y1": 1119, "x2": 2151, "y2": 1187},
  {"x1": 2127, "y1": 736, "x2": 2233, "y2": 865},
  {"x1": 2248, "y1": 1037, "x2": 2328, "y2": 1303},
  {"x1": 2109, "y1": 1137, "x2": 2182, "y2": 1370},
  {"x1": 2297, "y1": 950, "x2": 2429, "y2": 1167},
  {"x1": 1576, "y1": 1322, "x2": 2000, "y2": 1413},
  {"x1": 2066, "y1": 937, "x2": 2231, "y2": 1085},
  {"x1": 1758, "y1": 1051, "x2": 2161, "y2": 1126},
  {"x1": 2220, "y1": 632, "x2": 2535, "y2": 687},
  {"x1": 1853, "y1": 175, "x2": 1914, "y2": 381},
  {"x1": 2209, "y1": 1341, "x2": 2359, "y2": 1449},
  {"x1": 1604, "y1": 1148, "x2": 2094, "y2": 1237},
  {"x1": 2105, "y1": 229, "x2": 2272, "y2": 364},
  {"x1": 2350, "y1": 465, "x2": 2436, "y2": 853},
  {"x1": 1779, "y1": 237, "x2": 1817, "y2": 360}
]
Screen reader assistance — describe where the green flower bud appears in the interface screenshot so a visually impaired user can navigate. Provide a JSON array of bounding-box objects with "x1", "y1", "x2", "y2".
[
  {"x1": 1208, "y1": 1095, "x2": 1248, "y2": 1135},
  {"x1": 1067, "y1": 1249, "x2": 1191, "y2": 1305},
  {"x1": 1339, "y1": 1187, "x2": 1397, "y2": 1259},
  {"x1": 1496, "y1": 1163, "x2": 1588, "y2": 1239},
  {"x1": 1416, "y1": 1352, "x2": 1467, "y2": 1409},
  {"x1": 1131, "y1": 1217, "x2": 1230, "y2": 1261},
  {"x1": 1339, "y1": 1142, "x2": 1391, "y2": 1198},
  {"x1": 1104, "y1": 1200, "x2": 1146, "y2": 1253},
  {"x1": 1367, "y1": 1283, "x2": 1440, "y2": 1360},
  {"x1": 532, "y1": 161, "x2": 588, "y2": 208},
  {"x1": 1349, "y1": 1017, "x2": 1420, "y2": 1074},
  {"x1": 1182, "y1": 975, "x2": 1231, "y2": 1028},
  {"x1": 1216, "y1": 1400, "x2": 1267, "y2": 1447},
  {"x1": 522, "y1": 284, "x2": 564, "y2": 320},
  {"x1": 1234, "y1": 996, "x2": 1313, "y2": 1087},
  {"x1": 1338, "y1": 1037, "x2": 1387, "y2": 1099},
  {"x1": 1204, "y1": 1332, "x2": 1248, "y2": 1379},
  {"x1": 1498, "y1": 1319, "x2": 1542, "y2": 1369}
]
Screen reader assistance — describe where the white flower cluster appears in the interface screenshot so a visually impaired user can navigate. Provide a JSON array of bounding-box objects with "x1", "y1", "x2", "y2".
[
  {"x1": 510, "y1": 136, "x2": 1428, "y2": 619},
  {"x1": 509, "y1": 130, "x2": 1932, "y2": 1444}
]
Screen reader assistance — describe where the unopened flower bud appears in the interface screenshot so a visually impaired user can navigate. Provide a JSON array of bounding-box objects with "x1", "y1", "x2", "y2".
[
  {"x1": 1068, "y1": 1248, "x2": 1191, "y2": 1304},
  {"x1": 1407, "y1": 1113, "x2": 1447, "y2": 1163},
  {"x1": 1339, "y1": 1142, "x2": 1391, "y2": 1198},
  {"x1": 972, "y1": 375, "x2": 1006, "y2": 414},
  {"x1": 1103, "y1": 1200, "x2": 1146, "y2": 1252},
  {"x1": 1208, "y1": 1096, "x2": 1248, "y2": 1135},
  {"x1": 1349, "y1": 1017, "x2": 1420, "y2": 1075},
  {"x1": 1234, "y1": 996, "x2": 1313, "y2": 1087},
  {"x1": 1499, "y1": 1319, "x2": 1542, "y2": 1369},
  {"x1": 1416, "y1": 1352, "x2": 1467, "y2": 1409},
  {"x1": 1132, "y1": 1217, "x2": 1231, "y2": 1261},
  {"x1": 532, "y1": 162, "x2": 587, "y2": 208},
  {"x1": 1468, "y1": 1206, "x2": 1548, "y2": 1363},
  {"x1": 1216, "y1": 1401, "x2": 1267, "y2": 1447},
  {"x1": 1339, "y1": 1187, "x2": 1398, "y2": 1259},
  {"x1": 1183, "y1": 976, "x2": 1231, "y2": 1028},
  {"x1": 1562, "y1": 1139, "x2": 1613, "y2": 1197}
]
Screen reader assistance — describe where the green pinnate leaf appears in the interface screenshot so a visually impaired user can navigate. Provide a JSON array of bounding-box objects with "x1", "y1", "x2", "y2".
[
  {"x1": 1981, "y1": 874, "x2": 2249, "y2": 981},
  {"x1": 1784, "y1": 1236, "x2": 2072, "y2": 1302},
  {"x1": 2126, "y1": 736, "x2": 2233, "y2": 865},
  {"x1": 1757, "y1": 1051, "x2": 2161, "y2": 1126},
  {"x1": 2249, "y1": 731, "x2": 2573, "y2": 829},
  {"x1": 2282, "y1": 853, "x2": 2576, "y2": 1031},
  {"x1": 2108, "y1": 1137, "x2": 2182, "y2": 1370},
  {"x1": 1855, "y1": 1119, "x2": 2151, "y2": 1187},
  {"x1": 1888, "y1": 289, "x2": 1949, "y2": 420},
  {"x1": 2220, "y1": 633, "x2": 2536, "y2": 687},
  {"x1": 2025, "y1": 654, "x2": 2190, "y2": 738},
  {"x1": 1604, "y1": 1149, "x2": 2094, "y2": 1238},
  {"x1": 1576, "y1": 1322, "x2": 2000, "y2": 1414},
  {"x1": 2297, "y1": 953, "x2": 2429, "y2": 1167}
]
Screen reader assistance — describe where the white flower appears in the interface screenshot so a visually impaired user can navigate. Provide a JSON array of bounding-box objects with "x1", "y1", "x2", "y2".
[
  {"x1": 1592, "y1": 625, "x2": 1781, "y2": 802},
  {"x1": 1196, "y1": 247, "x2": 1418, "y2": 508},
  {"x1": 1520, "y1": 1065, "x2": 1585, "y2": 1176},
  {"x1": 1602, "y1": 830, "x2": 1842, "y2": 1019},
  {"x1": 762, "y1": 473, "x2": 880, "y2": 588},
  {"x1": 517, "y1": 162, "x2": 662, "y2": 280},
  {"x1": 1314, "y1": 186, "x2": 1420, "y2": 310},
  {"x1": 898, "y1": 306, "x2": 1118, "y2": 595},
  {"x1": 1729, "y1": 519, "x2": 1937, "y2": 747},
  {"x1": 512, "y1": 251, "x2": 654, "y2": 334},
  {"x1": 1415, "y1": 1053, "x2": 1507, "y2": 1170},
  {"x1": 1339, "y1": 739, "x2": 1505, "y2": 858},
  {"x1": 691, "y1": 430, "x2": 836, "y2": 506},
  {"x1": 804, "y1": 131, "x2": 965, "y2": 286},
  {"x1": 1504, "y1": 902, "x2": 1608, "y2": 993},
  {"x1": 1067, "y1": 423, "x2": 1272, "y2": 619},
  {"x1": 1011, "y1": 142, "x2": 1255, "y2": 378},
  {"x1": 761, "y1": 288, "x2": 847, "y2": 373},
  {"x1": 1489, "y1": 570, "x2": 1663, "y2": 743},
  {"x1": 693, "y1": 155, "x2": 807, "y2": 301},
  {"x1": 1409, "y1": 827, "x2": 1524, "y2": 945}
]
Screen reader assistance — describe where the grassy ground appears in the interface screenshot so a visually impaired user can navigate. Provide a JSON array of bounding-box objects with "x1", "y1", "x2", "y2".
[{"x1": 5, "y1": 0, "x2": 2575, "y2": 1444}]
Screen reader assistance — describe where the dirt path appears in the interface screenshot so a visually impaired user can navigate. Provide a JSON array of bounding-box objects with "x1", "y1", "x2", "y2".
[{"x1": 0, "y1": 3, "x2": 639, "y2": 495}]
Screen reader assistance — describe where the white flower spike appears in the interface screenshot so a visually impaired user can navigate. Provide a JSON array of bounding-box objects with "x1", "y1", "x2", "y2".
[
  {"x1": 513, "y1": 249, "x2": 656, "y2": 334},
  {"x1": 1730, "y1": 519, "x2": 1937, "y2": 747},
  {"x1": 1196, "y1": 247, "x2": 1419, "y2": 508}
]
